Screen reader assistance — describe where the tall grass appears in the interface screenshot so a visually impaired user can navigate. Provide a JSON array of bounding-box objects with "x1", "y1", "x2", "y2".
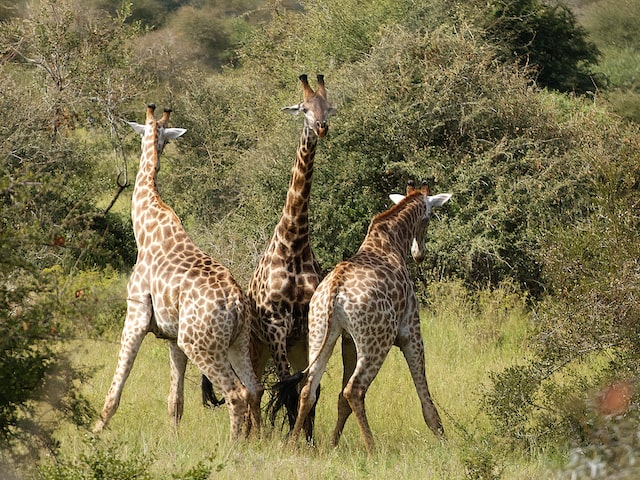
[{"x1": 39, "y1": 280, "x2": 558, "y2": 479}]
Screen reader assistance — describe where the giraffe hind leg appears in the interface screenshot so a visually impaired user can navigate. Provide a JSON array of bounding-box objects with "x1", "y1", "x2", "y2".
[
  {"x1": 342, "y1": 340, "x2": 393, "y2": 455},
  {"x1": 209, "y1": 362, "x2": 250, "y2": 442},
  {"x1": 181, "y1": 339, "x2": 249, "y2": 441},
  {"x1": 331, "y1": 334, "x2": 356, "y2": 448},
  {"x1": 289, "y1": 341, "x2": 318, "y2": 444},
  {"x1": 228, "y1": 335, "x2": 264, "y2": 438}
]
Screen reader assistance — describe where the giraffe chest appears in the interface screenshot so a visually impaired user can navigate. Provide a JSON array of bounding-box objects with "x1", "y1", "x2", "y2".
[
  {"x1": 251, "y1": 257, "x2": 320, "y2": 306},
  {"x1": 249, "y1": 256, "x2": 321, "y2": 342}
]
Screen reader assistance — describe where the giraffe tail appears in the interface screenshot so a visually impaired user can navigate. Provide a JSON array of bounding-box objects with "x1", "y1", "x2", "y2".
[
  {"x1": 201, "y1": 375, "x2": 226, "y2": 408},
  {"x1": 266, "y1": 371, "x2": 305, "y2": 432}
]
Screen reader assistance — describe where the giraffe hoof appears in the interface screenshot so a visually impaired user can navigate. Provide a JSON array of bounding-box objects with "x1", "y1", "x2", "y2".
[{"x1": 92, "y1": 419, "x2": 105, "y2": 434}]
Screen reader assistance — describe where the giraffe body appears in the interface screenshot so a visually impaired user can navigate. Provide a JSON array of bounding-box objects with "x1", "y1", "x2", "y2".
[
  {"x1": 288, "y1": 182, "x2": 451, "y2": 453},
  {"x1": 249, "y1": 75, "x2": 335, "y2": 439},
  {"x1": 94, "y1": 105, "x2": 262, "y2": 440}
]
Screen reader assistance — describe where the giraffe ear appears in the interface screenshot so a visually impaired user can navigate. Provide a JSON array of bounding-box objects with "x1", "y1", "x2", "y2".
[
  {"x1": 282, "y1": 103, "x2": 303, "y2": 115},
  {"x1": 428, "y1": 193, "x2": 453, "y2": 208},
  {"x1": 128, "y1": 121, "x2": 146, "y2": 136},
  {"x1": 389, "y1": 194, "x2": 405, "y2": 205},
  {"x1": 164, "y1": 128, "x2": 187, "y2": 140}
]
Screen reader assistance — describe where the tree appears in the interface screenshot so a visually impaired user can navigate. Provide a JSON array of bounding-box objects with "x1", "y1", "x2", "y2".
[
  {"x1": 0, "y1": 0, "x2": 147, "y2": 469},
  {"x1": 483, "y1": 0, "x2": 601, "y2": 93},
  {"x1": 485, "y1": 117, "x2": 640, "y2": 454}
]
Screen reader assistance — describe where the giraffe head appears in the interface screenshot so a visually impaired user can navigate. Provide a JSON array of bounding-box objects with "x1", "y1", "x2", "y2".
[
  {"x1": 283, "y1": 74, "x2": 337, "y2": 138},
  {"x1": 390, "y1": 181, "x2": 452, "y2": 263},
  {"x1": 128, "y1": 104, "x2": 187, "y2": 158}
]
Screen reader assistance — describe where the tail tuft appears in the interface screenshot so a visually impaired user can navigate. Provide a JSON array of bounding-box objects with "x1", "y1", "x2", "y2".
[
  {"x1": 265, "y1": 371, "x2": 305, "y2": 432},
  {"x1": 201, "y1": 375, "x2": 226, "y2": 408}
]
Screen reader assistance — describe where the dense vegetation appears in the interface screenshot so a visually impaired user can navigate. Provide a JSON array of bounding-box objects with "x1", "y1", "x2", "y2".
[{"x1": 1, "y1": 0, "x2": 639, "y2": 478}]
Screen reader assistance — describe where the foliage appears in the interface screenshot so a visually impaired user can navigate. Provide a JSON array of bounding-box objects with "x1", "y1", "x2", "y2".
[
  {"x1": 580, "y1": 0, "x2": 640, "y2": 121},
  {"x1": 484, "y1": 118, "x2": 640, "y2": 450},
  {"x1": 563, "y1": 404, "x2": 640, "y2": 479},
  {"x1": 0, "y1": 267, "x2": 95, "y2": 472},
  {"x1": 308, "y1": 25, "x2": 595, "y2": 293},
  {"x1": 171, "y1": 0, "x2": 610, "y2": 293},
  {"x1": 1, "y1": 0, "x2": 639, "y2": 474},
  {"x1": 482, "y1": 0, "x2": 601, "y2": 93},
  {"x1": 38, "y1": 441, "x2": 154, "y2": 480},
  {"x1": 0, "y1": 272, "x2": 58, "y2": 446},
  {"x1": 0, "y1": 0, "x2": 143, "y2": 470}
]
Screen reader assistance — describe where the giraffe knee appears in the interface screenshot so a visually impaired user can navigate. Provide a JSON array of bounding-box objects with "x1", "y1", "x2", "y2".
[
  {"x1": 251, "y1": 384, "x2": 265, "y2": 407},
  {"x1": 343, "y1": 383, "x2": 365, "y2": 406},
  {"x1": 300, "y1": 383, "x2": 316, "y2": 405}
]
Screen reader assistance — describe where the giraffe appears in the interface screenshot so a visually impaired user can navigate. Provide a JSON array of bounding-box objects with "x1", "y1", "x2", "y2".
[
  {"x1": 202, "y1": 74, "x2": 336, "y2": 439},
  {"x1": 93, "y1": 104, "x2": 262, "y2": 441},
  {"x1": 284, "y1": 181, "x2": 451, "y2": 454}
]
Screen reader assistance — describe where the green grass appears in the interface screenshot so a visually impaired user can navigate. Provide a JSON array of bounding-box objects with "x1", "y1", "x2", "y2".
[{"x1": 42, "y1": 281, "x2": 559, "y2": 479}]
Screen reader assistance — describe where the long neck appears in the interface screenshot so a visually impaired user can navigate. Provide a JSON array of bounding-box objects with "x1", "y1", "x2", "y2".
[
  {"x1": 278, "y1": 125, "x2": 318, "y2": 234},
  {"x1": 361, "y1": 196, "x2": 423, "y2": 260},
  {"x1": 132, "y1": 123, "x2": 162, "y2": 230}
]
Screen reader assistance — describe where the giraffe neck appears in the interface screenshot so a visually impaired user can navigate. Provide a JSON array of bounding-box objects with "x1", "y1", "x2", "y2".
[
  {"x1": 278, "y1": 126, "x2": 318, "y2": 236},
  {"x1": 131, "y1": 121, "x2": 164, "y2": 240},
  {"x1": 362, "y1": 196, "x2": 423, "y2": 259}
]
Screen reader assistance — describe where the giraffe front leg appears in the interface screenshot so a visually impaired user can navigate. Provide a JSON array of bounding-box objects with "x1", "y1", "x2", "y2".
[
  {"x1": 398, "y1": 331, "x2": 445, "y2": 439},
  {"x1": 93, "y1": 296, "x2": 151, "y2": 433},
  {"x1": 168, "y1": 341, "x2": 188, "y2": 431}
]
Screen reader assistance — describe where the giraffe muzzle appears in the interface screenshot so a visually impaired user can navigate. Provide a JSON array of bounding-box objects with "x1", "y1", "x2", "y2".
[{"x1": 316, "y1": 121, "x2": 329, "y2": 138}]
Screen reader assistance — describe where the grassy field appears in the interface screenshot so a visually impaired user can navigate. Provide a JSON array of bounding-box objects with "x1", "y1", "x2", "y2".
[{"x1": 42, "y1": 281, "x2": 562, "y2": 479}]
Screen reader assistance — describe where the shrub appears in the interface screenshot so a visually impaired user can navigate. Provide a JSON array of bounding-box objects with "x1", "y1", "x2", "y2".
[
  {"x1": 484, "y1": 118, "x2": 640, "y2": 451},
  {"x1": 38, "y1": 441, "x2": 154, "y2": 480},
  {"x1": 482, "y1": 0, "x2": 601, "y2": 93}
]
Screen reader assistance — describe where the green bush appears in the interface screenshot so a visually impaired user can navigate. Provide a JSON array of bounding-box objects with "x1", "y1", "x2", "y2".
[
  {"x1": 482, "y1": 0, "x2": 601, "y2": 93},
  {"x1": 38, "y1": 442, "x2": 154, "y2": 480},
  {"x1": 484, "y1": 118, "x2": 640, "y2": 450}
]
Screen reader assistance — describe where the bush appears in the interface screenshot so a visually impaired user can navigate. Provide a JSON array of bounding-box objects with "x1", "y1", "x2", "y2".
[
  {"x1": 38, "y1": 441, "x2": 154, "y2": 480},
  {"x1": 482, "y1": 0, "x2": 601, "y2": 93},
  {"x1": 484, "y1": 118, "x2": 640, "y2": 451}
]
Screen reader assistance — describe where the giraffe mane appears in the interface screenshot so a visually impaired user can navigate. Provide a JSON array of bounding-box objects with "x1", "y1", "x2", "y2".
[{"x1": 370, "y1": 189, "x2": 424, "y2": 227}]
